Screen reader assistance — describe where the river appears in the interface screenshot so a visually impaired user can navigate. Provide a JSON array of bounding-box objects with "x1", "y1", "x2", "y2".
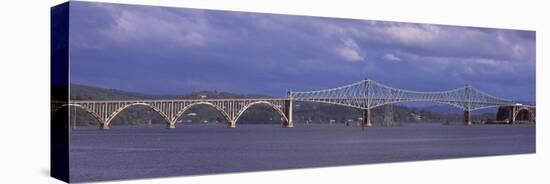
[{"x1": 69, "y1": 123, "x2": 535, "y2": 182}]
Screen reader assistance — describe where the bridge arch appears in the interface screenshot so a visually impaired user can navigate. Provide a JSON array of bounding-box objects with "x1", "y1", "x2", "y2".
[
  {"x1": 233, "y1": 101, "x2": 288, "y2": 126},
  {"x1": 171, "y1": 102, "x2": 232, "y2": 127},
  {"x1": 105, "y1": 103, "x2": 171, "y2": 127},
  {"x1": 52, "y1": 104, "x2": 104, "y2": 125},
  {"x1": 513, "y1": 107, "x2": 534, "y2": 122}
]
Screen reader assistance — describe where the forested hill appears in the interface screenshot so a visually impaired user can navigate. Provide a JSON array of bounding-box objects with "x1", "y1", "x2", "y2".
[
  {"x1": 66, "y1": 84, "x2": 270, "y2": 100},
  {"x1": 69, "y1": 84, "x2": 154, "y2": 100}
]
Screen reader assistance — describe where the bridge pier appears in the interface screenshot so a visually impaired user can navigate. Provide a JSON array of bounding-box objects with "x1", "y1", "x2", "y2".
[
  {"x1": 283, "y1": 122, "x2": 294, "y2": 128},
  {"x1": 464, "y1": 110, "x2": 472, "y2": 125},
  {"x1": 284, "y1": 99, "x2": 294, "y2": 128},
  {"x1": 99, "y1": 123, "x2": 110, "y2": 130},
  {"x1": 229, "y1": 121, "x2": 237, "y2": 128},
  {"x1": 363, "y1": 109, "x2": 372, "y2": 127},
  {"x1": 147, "y1": 119, "x2": 153, "y2": 128},
  {"x1": 166, "y1": 123, "x2": 176, "y2": 129},
  {"x1": 283, "y1": 121, "x2": 294, "y2": 128}
]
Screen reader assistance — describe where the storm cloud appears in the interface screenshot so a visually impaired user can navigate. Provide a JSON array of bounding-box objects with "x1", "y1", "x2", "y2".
[{"x1": 68, "y1": 2, "x2": 536, "y2": 103}]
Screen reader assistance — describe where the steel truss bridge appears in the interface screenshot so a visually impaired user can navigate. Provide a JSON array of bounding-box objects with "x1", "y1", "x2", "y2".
[{"x1": 52, "y1": 79, "x2": 535, "y2": 129}]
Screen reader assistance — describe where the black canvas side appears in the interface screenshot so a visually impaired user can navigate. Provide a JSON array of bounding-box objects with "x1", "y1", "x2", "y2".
[{"x1": 50, "y1": 2, "x2": 70, "y2": 183}]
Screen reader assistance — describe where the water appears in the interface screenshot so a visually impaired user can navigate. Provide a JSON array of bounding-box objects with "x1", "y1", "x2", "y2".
[{"x1": 69, "y1": 123, "x2": 535, "y2": 182}]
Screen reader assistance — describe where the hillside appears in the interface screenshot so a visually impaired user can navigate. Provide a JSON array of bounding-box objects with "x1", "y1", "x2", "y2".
[{"x1": 69, "y1": 84, "x2": 154, "y2": 100}]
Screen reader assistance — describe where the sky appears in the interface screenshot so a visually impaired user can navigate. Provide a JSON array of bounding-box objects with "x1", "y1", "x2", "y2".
[{"x1": 68, "y1": 1, "x2": 536, "y2": 103}]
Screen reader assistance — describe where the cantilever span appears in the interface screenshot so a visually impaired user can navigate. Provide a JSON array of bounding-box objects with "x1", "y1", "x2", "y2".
[
  {"x1": 290, "y1": 79, "x2": 528, "y2": 125},
  {"x1": 290, "y1": 79, "x2": 516, "y2": 111},
  {"x1": 51, "y1": 79, "x2": 534, "y2": 129}
]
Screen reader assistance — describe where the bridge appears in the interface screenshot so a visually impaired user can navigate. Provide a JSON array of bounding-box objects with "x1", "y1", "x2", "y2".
[{"x1": 51, "y1": 79, "x2": 535, "y2": 129}]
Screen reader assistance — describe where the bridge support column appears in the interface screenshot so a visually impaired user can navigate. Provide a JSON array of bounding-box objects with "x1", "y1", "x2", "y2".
[
  {"x1": 99, "y1": 123, "x2": 110, "y2": 130},
  {"x1": 166, "y1": 123, "x2": 176, "y2": 129},
  {"x1": 283, "y1": 119, "x2": 294, "y2": 128},
  {"x1": 464, "y1": 110, "x2": 472, "y2": 125},
  {"x1": 363, "y1": 109, "x2": 372, "y2": 127},
  {"x1": 147, "y1": 119, "x2": 153, "y2": 128},
  {"x1": 510, "y1": 106, "x2": 517, "y2": 124},
  {"x1": 284, "y1": 99, "x2": 294, "y2": 128},
  {"x1": 284, "y1": 121, "x2": 294, "y2": 128},
  {"x1": 229, "y1": 121, "x2": 236, "y2": 128}
]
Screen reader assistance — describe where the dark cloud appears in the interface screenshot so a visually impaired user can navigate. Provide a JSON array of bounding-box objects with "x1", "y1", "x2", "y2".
[{"x1": 68, "y1": 1, "x2": 535, "y2": 103}]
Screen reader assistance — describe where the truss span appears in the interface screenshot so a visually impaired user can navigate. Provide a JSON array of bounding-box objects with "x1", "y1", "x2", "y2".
[{"x1": 289, "y1": 79, "x2": 517, "y2": 111}]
